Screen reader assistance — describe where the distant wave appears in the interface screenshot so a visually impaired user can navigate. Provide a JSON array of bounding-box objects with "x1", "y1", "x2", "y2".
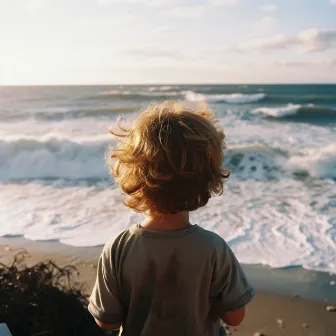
[
  {"x1": 1, "y1": 136, "x2": 335, "y2": 181},
  {"x1": 90, "y1": 90, "x2": 182, "y2": 100},
  {"x1": 87, "y1": 90, "x2": 266, "y2": 104},
  {"x1": 264, "y1": 94, "x2": 336, "y2": 105},
  {"x1": 1, "y1": 106, "x2": 139, "y2": 122},
  {"x1": 37, "y1": 106, "x2": 137, "y2": 121},
  {"x1": 148, "y1": 86, "x2": 177, "y2": 92},
  {"x1": 252, "y1": 104, "x2": 336, "y2": 123},
  {"x1": 185, "y1": 91, "x2": 266, "y2": 104}
]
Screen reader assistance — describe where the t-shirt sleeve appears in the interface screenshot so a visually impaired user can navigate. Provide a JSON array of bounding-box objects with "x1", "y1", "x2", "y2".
[
  {"x1": 88, "y1": 241, "x2": 124, "y2": 324},
  {"x1": 210, "y1": 239, "x2": 255, "y2": 313}
]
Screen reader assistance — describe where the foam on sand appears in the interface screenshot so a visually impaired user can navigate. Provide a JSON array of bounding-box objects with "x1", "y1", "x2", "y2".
[{"x1": 1, "y1": 178, "x2": 335, "y2": 274}]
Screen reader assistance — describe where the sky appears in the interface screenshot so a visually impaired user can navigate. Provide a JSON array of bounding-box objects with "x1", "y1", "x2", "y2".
[{"x1": 1, "y1": 0, "x2": 336, "y2": 84}]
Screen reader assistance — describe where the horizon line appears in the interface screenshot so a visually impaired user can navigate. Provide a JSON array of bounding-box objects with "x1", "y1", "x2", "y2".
[{"x1": 1, "y1": 82, "x2": 336, "y2": 87}]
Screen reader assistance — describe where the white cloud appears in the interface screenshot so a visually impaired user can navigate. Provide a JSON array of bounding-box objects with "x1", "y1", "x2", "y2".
[
  {"x1": 122, "y1": 46, "x2": 183, "y2": 60},
  {"x1": 157, "y1": 25, "x2": 178, "y2": 34},
  {"x1": 244, "y1": 35, "x2": 295, "y2": 51},
  {"x1": 331, "y1": 0, "x2": 336, "y2": 5},
  {"x1": 243, "y1": 29, "x2": 336, "y2": 52},
  {"x1": 256, "y1": 16, "x2": 277, "y2": 30},
  {"x1": 275, "y1": 59, "x2": 336, "y2": 67},
  {"x1": 212, "y1": 0, "x2": 239, "y2": 5},
  {"x1": 167, "y1": 5, "x2": 205, "y2": 19},
  {"x1": 261, "y1": 4, "x2": 278, "y2": 12},
  {"x1": 97, "y1": 0, "x2": 170, "y2": 7},
  {"x1": 298, "y1": 29, "x2": 336, "y2": 52},
  {"x1": 27, "y1": 0, "x2": 47, "y2": 14}
]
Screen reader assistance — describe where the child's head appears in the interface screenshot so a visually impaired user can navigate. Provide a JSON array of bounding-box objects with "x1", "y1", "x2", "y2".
[{"x1": 108, "y1": 101, "x2": 230, "y2": 215}]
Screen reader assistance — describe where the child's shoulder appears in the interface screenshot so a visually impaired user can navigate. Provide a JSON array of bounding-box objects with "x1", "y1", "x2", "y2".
[
  {"x1": 195, "y1": 226, "x2": 229, "y2": 249},
  {"x1": 101, "y1": 228, "x2": 132, "y2": 257}
]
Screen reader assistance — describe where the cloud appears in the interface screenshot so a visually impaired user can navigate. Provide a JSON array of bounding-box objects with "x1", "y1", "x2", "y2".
[
  {"x1": 157, "y1": 26, "x2": 178, "y2": 34},
  {"x1": 274, "y1": 59, "x2": 336, "y2": 67},
  {"x1": 212, "y1": 0, "x2": 239, "y2": 5},
  {"x1": 243, "y1": 29, "x2": 336, "y2": 52},
  {"x1": 244, "y1": 35, "x2": 295, "y2": 51},
  {"x1": 166, "y1": 5, "x2": 205, "y2": 19},
  {"x1": 27, "y1": 0, "x2": 47, "y2": 14},
  {"x1": 256, "y1": 16, "x2": 277, "y2": 30},
  {"x1": 97, "y1": 0, "x2": 170, "y2": 7},
  {"x1": 122, "y1": 46, "x2": 183, "y2": 60},
  {"x1": 331, "y1": 0, "x2": 336, "y2": 5},
  {"x1": 298, "y1": 29, "x2": 336, "y2": 52},
  {"x1": 260, "y1": 4, "x2": 278, "y2": 12}
]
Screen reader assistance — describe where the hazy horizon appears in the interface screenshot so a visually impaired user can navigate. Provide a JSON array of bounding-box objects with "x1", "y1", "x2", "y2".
[{"x1": 1, "y1": 82, "x2": 336, "y2": 87}]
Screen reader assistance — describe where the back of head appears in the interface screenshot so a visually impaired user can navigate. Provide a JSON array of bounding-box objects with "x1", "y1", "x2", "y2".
[{"x1": 108, "y1": 101, "x2": 230, "y2": 215}]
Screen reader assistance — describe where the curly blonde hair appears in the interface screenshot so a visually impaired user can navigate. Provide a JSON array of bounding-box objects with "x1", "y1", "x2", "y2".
[{"x1": 107, "y1": 101, "x2": 230, "y2": 215}]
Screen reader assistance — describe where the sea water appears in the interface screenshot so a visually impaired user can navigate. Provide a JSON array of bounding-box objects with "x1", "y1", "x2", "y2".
[{"x1": 0, "y1": 85, "x2": 335, "y2": 273}]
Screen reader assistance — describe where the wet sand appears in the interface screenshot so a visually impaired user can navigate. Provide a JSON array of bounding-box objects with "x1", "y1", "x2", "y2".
[{"x1": 1, "y1": 237, "x2": 335, "y2": 336}]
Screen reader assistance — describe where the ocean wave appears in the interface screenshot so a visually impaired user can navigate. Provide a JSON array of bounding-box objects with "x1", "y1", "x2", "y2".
[
  {"x1": 264, "y1": 94, "x2": 336, "y2": 105},
  {"x1": 90, "y1": 90, "x2": 182, "y2": 100},
  {"x1": 226, "y1": 144, "x2": 336, "y2": 180},
  {"x1": 0, "y1": 136, "x2": 110, "y2": 180},
  {"x1": 287, "y1": 143, "x2": 336, "y2": 179},
  {"x1": 89, "y1": 90, "x2": 266, "y2": 104},
  {"x1": 148, "y1": 86, "x2": 177, "y2": 92},
  {"x1": 1, "y1": 136, "x2": 335, "y2": 181},
  {"x1": 185, "y1": 91, "x2": 266, "y2": 104},
  {"x1": 252, "y1": 104, "x2": 336, "y2": 123},
  {"x1": 1, "y1": 106, "x2": 139, "y2": 122}
]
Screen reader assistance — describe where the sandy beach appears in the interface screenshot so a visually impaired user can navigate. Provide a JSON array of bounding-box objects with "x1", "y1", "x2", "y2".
[{"x1": 1, "y1": 237, "x2": 335, "y2": 336}]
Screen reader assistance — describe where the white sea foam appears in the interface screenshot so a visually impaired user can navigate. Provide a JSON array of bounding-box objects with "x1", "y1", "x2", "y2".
[
  {"x1": 148, "y1": 86, "x2": 176, "y2": 92},
  {"x1": 185, "y1": 91, "x2": 265, "y2": 104},
  {"x1": 1, "y1": 179, "x2": 335, "y2": 273},
  {"x1": 98, "y1": 90, "x2": 131, "y2": 96},
  {"x1": 0, "y1": 135, "x2": 112, "y2": 180},
  {"x1": 252, "y1": 104, "x2": 301, "y2": 117},
  {"x1": 97, "y1": 90, "x2": 180, "y2": 97},
  {"x1": 1, "y1": 135, "x2": 335, "y2": 181},
  {"x1": 287, "y1": 143, "x2": 336, "y2": 179}
]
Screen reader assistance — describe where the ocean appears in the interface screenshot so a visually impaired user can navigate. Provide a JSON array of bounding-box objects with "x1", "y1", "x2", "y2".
[{"x1": 0, "y1": 84, "x2": 335, "y2": 273}]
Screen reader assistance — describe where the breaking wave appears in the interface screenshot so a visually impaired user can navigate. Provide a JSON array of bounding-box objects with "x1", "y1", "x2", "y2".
[
  {"x1": 185, "y1": 91, "x2": 266, "y2": 104},
  {"x1": 252, "y1": 104, "x2": 336, "y2": 123},
  {"x1": 1, "y1": 136, "x2": 335, "y2": 181}
]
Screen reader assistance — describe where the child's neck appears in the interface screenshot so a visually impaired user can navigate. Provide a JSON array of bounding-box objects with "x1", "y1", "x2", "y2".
[{"x1": 141, "y1": 211, "x2": 191, "y2": 231}]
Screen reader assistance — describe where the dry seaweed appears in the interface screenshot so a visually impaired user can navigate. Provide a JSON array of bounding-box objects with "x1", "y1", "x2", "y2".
[{"x1": 0, "y1": 249, "x2": 110, "y2": 336}]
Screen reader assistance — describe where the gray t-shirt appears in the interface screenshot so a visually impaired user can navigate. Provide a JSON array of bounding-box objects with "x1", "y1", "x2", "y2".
[{"x1": 89, "y1": 224, "x2": 254, "y2": 336}]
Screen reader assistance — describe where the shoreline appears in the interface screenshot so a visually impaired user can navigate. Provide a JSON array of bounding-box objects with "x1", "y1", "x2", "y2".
[
  {"x1": 1, "y1": 236, "x2": 335, "y2": 303},
  {"x1": 1, "y1": 236, "x2": 336, "y2": 336}
]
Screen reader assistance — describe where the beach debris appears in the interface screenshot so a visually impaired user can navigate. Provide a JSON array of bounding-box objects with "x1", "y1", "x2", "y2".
[
  {"x1": 326, "y1": 305, "x2": 336, "y2": 312},
  {"x1": 254, "y1": 332, "x2": 266, "y2": 336},
  {"x1": 329, "y1": 280, "x2": 335, "y2": 286},
  {"x1": 302, "y1": 323, "x2": 309, "y2": 328},
  {"x1": 276, "y1": 319, "x2": 285, "y2": 328},
  {"x1": 292, "y1": 293, "x2": 299, "y2": 298},
  {"x1": 0, "y1": 249, "x2": 105, "y2": 336},
  {"x1": 4, "y1": 246, "x2": 11, "y2": 251}
]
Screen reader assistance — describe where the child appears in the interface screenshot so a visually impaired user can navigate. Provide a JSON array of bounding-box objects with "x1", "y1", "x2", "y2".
[{"x1": 88, "y1": 101, "x2": 254, "y2": 335}]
